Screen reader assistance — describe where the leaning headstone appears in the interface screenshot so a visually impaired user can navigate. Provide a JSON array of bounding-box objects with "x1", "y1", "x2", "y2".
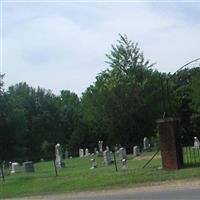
[
  {"x1": 133, "y1": 146, "x2": 140, "y2": 156},
  {"x1": 119, "y1": 147, "x2": 127, "y2": 160},
  {"x1": 11, "y1": 162, "x2": 19, "y2": 174},
  {"x1": 85, "y1": 148, "x2": 90, "y2": 157},
  {"x1": 103, "y1": 150, "x2": 113, "y2": 165},
  {"x1": 79, "y1": 148, "x2": 84, "y2": 157},
  {"x1": 143, "y1": 137, "x2": 150, "y2": 150},
  {"x1": 98, "y1": 140, "x2": 103, "y2": 155},
  {"x1": 24, "y1": 161, "x2": 34, "y2": 173},
  {"x1": 55, "y1": 144, "x2": 65, "y2": 168},
  {"x1": 194, "y1": 137, "x2": 200, "y2": 149},
  {"x1": 90, "y1": 158, "x2": 97, "y2": 169}
]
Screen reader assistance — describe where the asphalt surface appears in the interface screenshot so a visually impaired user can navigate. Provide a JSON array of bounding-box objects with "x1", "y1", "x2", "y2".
[{"x1": 60, "y1": 188, "x2": 200, "y2": 200}]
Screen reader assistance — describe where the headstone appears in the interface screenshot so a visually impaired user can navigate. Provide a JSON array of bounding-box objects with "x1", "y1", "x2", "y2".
[
  {"x1": 106, "y1": 146, "x2": 109, "y2": 151},
  {"x1": 194, "y1": 137, "x2": 200, "y2": 149},
  {"x1": 24, "y1": 161, "x2": 34, "y2": 173},
  {"x1": 143, "y1": 137, "x2": 150, "y2": 150},
  {"x1": 85, "y1": 148, "x2": 90, "y2": 157},
  {"x1": 119, "y1": 147, "x2": 127, "y2": 160},
  {"x1": 122, "y1": 159, "x2": 127, "y2": 169},
  {"x1": 133, "y1": 146, "x2": 140, "y2": 156},
  {"x1": 103, "y1": 150, "x2": 113, "y2": 165},
  {"x1": 90, "y1": 158, "x2": 97, "y2": 169},
  {"x1": 79, "y1": 148, "x2": 84, "y2": 157},
  {"x1": 114, "y1": 144, "x2": 118, "y2": 152},
  {"x1": 11, "y1": 162, "x2": 19, "y2": 174},
  {"x1": 98, "y1": 140, "x2": 103, "y2": 155},
  {"x1": 55, "y1": 143, "x2": 65, "y2": 168},
  {"x1": 94, "y1": 147, "x2": 99, "y2": 156}
]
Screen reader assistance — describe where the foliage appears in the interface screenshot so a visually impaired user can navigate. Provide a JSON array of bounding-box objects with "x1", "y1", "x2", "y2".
[
  {"x1": 0, "y1": 35, "x2": 200, "y2": 161},
  {"x1": 0, "y1": 83, "x2": 80, "y2": 162},
  {"x1": 81, "y1": 35, "x2": 163, "y2": 151}
]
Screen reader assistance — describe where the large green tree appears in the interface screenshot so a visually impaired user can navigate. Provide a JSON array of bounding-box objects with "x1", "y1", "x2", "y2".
[{"x1": 81, "y1": 35, "x2": 163, "y2": 151}]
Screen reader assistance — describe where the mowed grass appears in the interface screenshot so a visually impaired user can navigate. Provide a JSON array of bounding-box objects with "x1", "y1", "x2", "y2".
[{"x1": 1, "y1": 152, "x2": 200, "y2": 199}]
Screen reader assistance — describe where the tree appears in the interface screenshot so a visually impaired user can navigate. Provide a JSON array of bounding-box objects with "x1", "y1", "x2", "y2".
[
  {"x1": 81, "y1": 35, "x2": 163, "y2": 151},
  {"x1": 0, "y1": 73, "x2": 5, "y2": 95}
]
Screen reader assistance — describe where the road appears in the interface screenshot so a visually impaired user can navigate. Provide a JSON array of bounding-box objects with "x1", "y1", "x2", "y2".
[{"x1": 62, "y1": 188, "x2": 200, "y2": 200}]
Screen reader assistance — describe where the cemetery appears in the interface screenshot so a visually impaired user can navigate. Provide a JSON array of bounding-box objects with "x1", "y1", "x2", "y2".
[
  {"x1": 1, "y1": 19, "x2": 200, "y2": 199},
  {"x1": 1, "y1": 137, "x2": 200, "y2": 199}
]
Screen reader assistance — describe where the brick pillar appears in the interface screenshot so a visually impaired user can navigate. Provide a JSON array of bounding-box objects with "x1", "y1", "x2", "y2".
[{"x1": 157, "y1": 118, "x2": 183, "y2": 170}]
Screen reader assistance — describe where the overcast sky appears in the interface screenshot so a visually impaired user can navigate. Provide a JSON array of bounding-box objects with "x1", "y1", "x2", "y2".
[{"x1": 1, "y1": 1, "x2": 200, "y2": 96}]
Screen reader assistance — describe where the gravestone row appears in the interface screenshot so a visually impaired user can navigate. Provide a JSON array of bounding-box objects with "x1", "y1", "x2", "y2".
[{"x1": 7, "y1": 137, "x2": 155, "y2": 175}]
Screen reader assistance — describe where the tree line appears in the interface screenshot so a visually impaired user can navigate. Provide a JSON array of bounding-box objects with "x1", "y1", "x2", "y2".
[{"x1": 0, "y1": 35, "x2": 200, "y2": 162}]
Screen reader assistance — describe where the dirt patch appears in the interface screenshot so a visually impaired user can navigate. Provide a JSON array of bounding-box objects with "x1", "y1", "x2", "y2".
[{"x1": 133, "y1": 155, "x2": 161, "y2": 160}]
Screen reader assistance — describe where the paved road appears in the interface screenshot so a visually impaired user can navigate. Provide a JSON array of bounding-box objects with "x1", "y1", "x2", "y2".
[{"x1": 61, "y1": 188, "x2": 200, "y2": 200}]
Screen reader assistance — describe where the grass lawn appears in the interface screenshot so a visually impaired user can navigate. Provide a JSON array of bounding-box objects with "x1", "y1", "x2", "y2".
[{"x1": 1, "y1": 152, "x2": 200, "y2": 199}]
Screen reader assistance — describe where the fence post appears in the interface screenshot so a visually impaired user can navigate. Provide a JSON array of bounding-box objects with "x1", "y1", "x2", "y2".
[
  {"x1": 113, "y1": 150, "x2": 118, "y2": 172},
  {"x1": 53, "y1": 159, "x2": 58, "y2": 177}
]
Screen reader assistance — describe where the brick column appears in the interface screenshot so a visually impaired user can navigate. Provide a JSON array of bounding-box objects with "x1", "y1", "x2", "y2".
[{"x1": 157, "y1": 118, "x2": 183, "y2": 170}]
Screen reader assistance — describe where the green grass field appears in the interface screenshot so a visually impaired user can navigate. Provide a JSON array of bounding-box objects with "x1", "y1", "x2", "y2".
[{"x1": 1, "y1": 152, "x2": 200, "y2": 199}]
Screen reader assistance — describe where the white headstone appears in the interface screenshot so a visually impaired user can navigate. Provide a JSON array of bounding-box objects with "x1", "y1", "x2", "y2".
[
  {"x1": 79, "y1": 148, "x2": 84, "y2": 157},
  {"x1": 143, "y1": 137, "x2": 150, "y2": 150},
  {"x1": 119, "y1": 147, "x2": 127, "y2": 160},
  {"x1": 11, "y1": 162, "x2": 19, "y2": 174},
  {"x1": 98, "y1": 140, "x2": 103, "y2": 153},
  {"x1": 194, "y1": 137, "x2": 200, "y2": 149},
  {"x1": 85, "y1": 148, "x2": 90, "y2": 157},
  {"x1": 122, "y1": 158, "x2": 127, "y2": 169},
  {"x1": 96, "y1": 150, "x2": 99, "y2": 156},
  {"x1": 94, "y1": 147, "x2": 99, "y2": 156},
  {"x1": 133, "y1": 146, "x2": 140, "y2": 156},
  {"x1": 55, "y1": 144, "x2": 65, "y2": 168},
  {"x1": 103, "y1": 150, "x2": 113, "y2": 165},
  {"x1": 90, "y1": 158, "x2": 97, "y2": 169}
]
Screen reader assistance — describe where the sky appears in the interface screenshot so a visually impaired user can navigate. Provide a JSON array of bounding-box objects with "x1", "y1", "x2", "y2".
[{"x1": 1, "y1": 1, "x2": 200, "y2": 96}]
